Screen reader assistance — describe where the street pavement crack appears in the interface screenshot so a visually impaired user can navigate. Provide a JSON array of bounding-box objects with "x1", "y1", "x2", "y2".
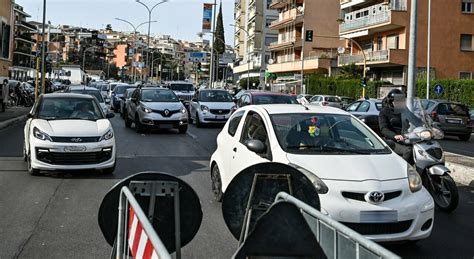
[{"x1": 12, "y1": 178, "x2": 65, "y2": 259}]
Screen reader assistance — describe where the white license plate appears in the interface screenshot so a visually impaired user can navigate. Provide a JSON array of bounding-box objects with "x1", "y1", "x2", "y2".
[
  {"x1": 215, "y1": 116, "x2": 225, "y2": 120},
  {"x1": 446, "y1": 119, "x2": 462, "y2": 124},
  {"x1": 159, "y1": 124, "x2": 173, "y2": 129},
  {"x1": 64, "y1": 146, "x2": 87, "y2": 152},
  {"x1": 360, "y1": 211, "x2": 398, "y2": 223}
]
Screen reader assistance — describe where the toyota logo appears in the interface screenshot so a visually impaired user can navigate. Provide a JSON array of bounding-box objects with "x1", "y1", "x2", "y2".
[
  {"x1": 365, "y1": 191, "x2": 385, "y2": 204},
  {"x1": 70, "y1": 138, "x2": 82, "y2": 143},
  {"x1": 164, "y1": 109, "x2": 170, "y2": 116}
]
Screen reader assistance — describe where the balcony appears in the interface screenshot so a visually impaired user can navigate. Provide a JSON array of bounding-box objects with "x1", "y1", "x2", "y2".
[
  {"x1": 269, "y1": 8, "x2": 303, "y2": 30},
  {"x1": 268, "y1": 38, "x2": 301, "y2": 51},
  {"x1": 338, "y1": 49, "x2": 407, "y2": 66},
  {"x1": 15, "y1": 20, "x2": 36, "y2": 31},
  {"x1": 268, "y1": 57, "x2": 332, "y2": 73},
  {"x1": 269, "y1": 0, "x2": 289, "y2": 9},
  {"x1": 15, "y1": 34, "x2": 36, "y2": 45},
  {"x1": 339, "y1": 2, "x2": 407, "y2": 35}
]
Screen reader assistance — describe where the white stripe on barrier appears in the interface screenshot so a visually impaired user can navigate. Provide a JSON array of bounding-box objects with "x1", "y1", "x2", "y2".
[
  {"x1": 136, "y1": 230, "x2": 148, "y2": 258},
  {"x1": 129, "y1": 214, "x2": 138, "y2": 248},
  {"x1": 151, "y1": 250, "x2": 159, "y2": 259}
]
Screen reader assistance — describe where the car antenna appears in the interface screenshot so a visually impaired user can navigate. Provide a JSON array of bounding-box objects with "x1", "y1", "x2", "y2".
[{"x1": 301, "y1": 103, "x2": 310, "y2": 111}]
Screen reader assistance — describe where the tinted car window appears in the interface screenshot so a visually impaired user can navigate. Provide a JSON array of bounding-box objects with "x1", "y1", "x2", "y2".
[
  {"x1": 437, "y1": 103, "x2": 469, "y2": 116},
  {"x1": 169, "y1": 84, "x2": 194, "y2": 91},
  {"x1": 38, "y1": 97, "x2": 104, "y2": 120},
  {"x1": 199, "y1": 91, "x2": 233, "y2": 102},
  {"x1": 357, "y1": 101, "x2": 370, "y2": 112},
  {"x1": 70, "y1": 90, "x2": 104, "y2": 103},
  {"x1": 228, "y1": 111, "x2": 245, "y2": 137},
  {"x1": 253, "y1": 95, "x2": 298, "y2": 105},
  {"x1": 140, "y1": 89, "x2": 179, "y2": 102},
  {"x1": 241, "y1": 112, "x2": 268, "y2": 145}
]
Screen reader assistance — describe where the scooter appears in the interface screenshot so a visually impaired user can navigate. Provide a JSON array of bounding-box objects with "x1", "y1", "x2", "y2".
[{"x1": 400, "y1": 98, "x2": 459, "y2": 212}]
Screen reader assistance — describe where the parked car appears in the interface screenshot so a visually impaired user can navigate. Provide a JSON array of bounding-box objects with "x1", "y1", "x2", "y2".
[
  {"x1": 125, "y1": 87, "x2": 188, "y2": 133},
  {"x1": 296, "y1": 94, "x2": 313, "y2": 104},
  {"x1": 422, "y1": 99, "x2": 472, "y2": 141},
  {"x1": 23, "y1": 93, "x2": 116, "y2": 175},
  {"x1": 189, "y1": 89, "x2": 236, "y2": 127},
  {"x1": 345, "y1": 99, "x2": 383, "y2": 135},
  {"x1": 338, "y1": 96, "x2": 356, "y2": 109},
  {"x1": 310, "y1": 95, "x2": 343, "y2": 109},
  {"x1": 65, "y1": 86, "x2": 110, "y2": 115},
  {"x1": 210, "y1": 104, "x2": 434, "y2": 242},
  {"x1": 167, "y1": 81, "x2": 195, "y2": 104},
  {"x1": 111, "y1": 84, "x2": 136, "y2": 112},
  {"x1": 120, "y1": 88, "x2": 137, "y2": 118},
  {"x1": 236, "y1": 91, "x2": 298, "y2": 108}
]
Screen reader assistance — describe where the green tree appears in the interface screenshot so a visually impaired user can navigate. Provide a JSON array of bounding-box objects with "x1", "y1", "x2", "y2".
[
  {"x1": 213, "y1": 2, "x2": 225, "y2": 55},
  {"x1": 338, "y1": 63, "x2": 363, "y2": 79}
]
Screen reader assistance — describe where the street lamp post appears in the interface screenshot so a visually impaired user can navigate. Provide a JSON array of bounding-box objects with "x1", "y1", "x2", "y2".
[
  {"x1": 40, "y1": 0, "x2": 47, "y2": 94},
  {"x1": 230, "y1": 24, "x2": 250, "y2": 90},
  {"x1": 426, "y1": 0, "x2": 432, "y2": 99},
  {"x1": 135, "y1": 0, "x2": 169, "y2": 80}
]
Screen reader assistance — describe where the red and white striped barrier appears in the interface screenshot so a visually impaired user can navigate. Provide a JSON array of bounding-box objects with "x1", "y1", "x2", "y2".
[{"x1": 128, "y1": 207, "x2": 160, "y2": 259}]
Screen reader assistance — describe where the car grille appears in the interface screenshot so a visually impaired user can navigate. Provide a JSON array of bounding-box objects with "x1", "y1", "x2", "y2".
[
  {"x1": 426, "y1": 147, "x2": 443, "y2": 160},
  {"x1": 50, "y1": 136, "x2": 101, "y2": 143},
  {"x1": 36, "y1": 149, "x2": 112, "y2": 165},
  {"x1": 341, "y1": 220, "x2": 412, "y2": 235},
  {"x1": 151, "y1": 109, "x2": 181, "y2": 117},
  {"x1": 210, "y1": 109, "x2": 230, "y2": 115},
  {"x1": 341, "y1": 191, "x2": 402, "y2": 202}
]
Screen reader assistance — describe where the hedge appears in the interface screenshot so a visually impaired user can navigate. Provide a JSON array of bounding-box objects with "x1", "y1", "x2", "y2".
[{"x1": 306, "y1": 76, "x2": 474, "y2": 107}]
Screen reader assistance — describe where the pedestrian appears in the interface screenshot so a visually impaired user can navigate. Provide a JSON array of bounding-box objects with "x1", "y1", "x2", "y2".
[{"x1": 1, "y1": 79, "x2": 9, "y2": 112}]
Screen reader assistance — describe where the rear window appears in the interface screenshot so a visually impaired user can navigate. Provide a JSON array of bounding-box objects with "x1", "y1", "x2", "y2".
[
  {"x1": 169, "y1": 83, "x2": 194, "y2": 92},
  {"x1": 326, "y1": 97, "x2": 341, "y2": 102},
  {"x1": 71, "y1": 90, "x2": 104, "y2": 103},
  {"x1": 437, "y1": 103, "x2": 469, "y2": 116},
  {"x1": 253, "y1": 95, "x2": 298, "y2": 105}
]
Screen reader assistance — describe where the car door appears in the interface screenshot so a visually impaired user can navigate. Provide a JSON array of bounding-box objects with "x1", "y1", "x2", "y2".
[
  {"x1": 24, "y1": 98, "x2": 40, "y2": 155},
  {"x1": 229, "y1": 110, "x2": 271, "y2": 181},
  {"x1": 128, "y1": 89, "x2": 140, "y2": 120}
]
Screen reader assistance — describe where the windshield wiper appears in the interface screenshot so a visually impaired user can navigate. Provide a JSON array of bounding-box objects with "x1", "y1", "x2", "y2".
[{"x1": 286, "y1": 145, "x2": 371, "y2": 154}]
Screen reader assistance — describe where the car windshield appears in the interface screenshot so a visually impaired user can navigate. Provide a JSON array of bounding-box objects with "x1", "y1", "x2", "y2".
[
  {"x1": 115, "y1": 85, "x2": 134, "y2": 95},
  {"x1": 254, "y1": 95, "x2": 298, "y2": 105},
  {"x1": 37, "y1": 97, "x2": 104, "y2": 121},
  {"x1": 199, "y1": 91, "x2": 233, "y2": 102},
  {"x1": 141, "y1": 89, "x2": 179, "y2": 102},
  {"x1": 270, "y1": 113, "x2": 390, "y2": 155},
  {"x1": 437, "y1": 103, "x2": 469, "y2": 116},
  {"x1": 70, "y1": 90, "x2": 104, "y2": 103},
  {"x1": 169, "y1": 83, "x2": 194, "y2": 92}
]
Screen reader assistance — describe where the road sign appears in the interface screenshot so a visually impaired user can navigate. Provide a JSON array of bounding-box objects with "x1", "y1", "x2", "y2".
[{"x1": 434, "y1": 83, "x2": 444, "y2": 95}]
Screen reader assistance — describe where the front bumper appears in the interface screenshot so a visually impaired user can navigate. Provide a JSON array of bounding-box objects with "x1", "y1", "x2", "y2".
[
  {"x1": 198, "y1": 111, "x2": 232, "y2": 124},
  {"x1": 320, "y1": 179, "x2": 434, "y2": 242},
  {"x1": 30, "y1": 137, "x2": 116, "y2": 171},
  {"x1": 139, "y1": 111, "x2": 188, "y2": 128}
]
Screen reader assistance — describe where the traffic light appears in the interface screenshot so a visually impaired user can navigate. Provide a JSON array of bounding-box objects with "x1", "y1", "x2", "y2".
[
  {"x1": 361, "y1": 77, "x2": 367, "y2": 88},
  {"x1": 305, "y1": 30, "x2": 314, "y2": 42}
]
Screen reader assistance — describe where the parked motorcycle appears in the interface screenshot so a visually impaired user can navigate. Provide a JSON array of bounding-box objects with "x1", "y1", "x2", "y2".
[{"x1": 396, "y1": 97, "x2": 459, "y2": 212}]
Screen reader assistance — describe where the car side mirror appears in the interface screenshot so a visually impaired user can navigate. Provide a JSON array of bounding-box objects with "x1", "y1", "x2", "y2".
[
  {"x1": 26, "y1": 113, "x2": 34, "y2": 119},
  {"x1": 106, "y1": 113, "x2": 115, "y2": 119},
  {"x1": 385, "y1": 139, "x2": 396, "y2": 150},
  {"x1": 246, "y1": 139, "x2": 266, "y2": 154}
]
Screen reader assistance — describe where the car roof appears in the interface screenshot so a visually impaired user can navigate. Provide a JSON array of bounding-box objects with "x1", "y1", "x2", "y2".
[
  {"x1": 249, "y1": 91, "x2": 294, "y2": 97},
  {"x1": 43, "y1": 93, "x2": 94, "y2": 99},
  {"x1": 247, "y1": 104, "x2": 349, "y2": 115},
  {"x1": 68, "y1": 86, "x2": 98, "y2": 91}
]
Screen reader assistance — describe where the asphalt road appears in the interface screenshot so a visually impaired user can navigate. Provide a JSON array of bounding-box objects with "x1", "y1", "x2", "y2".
[
  {"x1": 439, "y1": 134, "x2": 474, "y2": 157},
  {"x1": 0, "y1": 117, "x2": 473, "y2": 258}
]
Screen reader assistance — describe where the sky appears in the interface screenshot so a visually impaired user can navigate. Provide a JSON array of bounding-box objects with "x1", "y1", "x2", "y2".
[{"x1": 16, "y1": 0, "x2": 235, "y2": 44}]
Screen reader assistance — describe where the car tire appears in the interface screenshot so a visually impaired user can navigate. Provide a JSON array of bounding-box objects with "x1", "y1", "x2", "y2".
[
  {"x1": 103, "y1": 163, "x2": 116, "y2": 174},
  {"x1": 135, "y1": 115, "x2": 144, "y2": 133},
  {"x1": 195, "y1": 113, "x2": 202, "y2": 128},
  {"x1": 178, "y1": 125, "x2": 188, "y2": 134},
  {"x1": 125, "y1": 115, "x2": 132, "y2": 128},
  {"x1": 27, "y1": 152, "x2": 40, "y2": 176},
  {"x1": 211, "y1": 164, "x2": 223, "y2": 202},
  {"x1": 458, "y1": 133, "x2": 471, "y2": 141}
]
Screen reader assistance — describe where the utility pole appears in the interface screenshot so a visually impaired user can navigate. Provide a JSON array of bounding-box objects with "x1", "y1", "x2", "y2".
[
  {"x1": 209, "y1": 0, "x2": 217, "y2": 88},
  {"x1": 40, "y1": 0, "x2": 47, "y2": 94},
  {"x1": 407, "y1": 0, "x2": 418, "y2": 110},
  {"x1": 426, "y1": 0, "x2": 431, "y2": 99}
]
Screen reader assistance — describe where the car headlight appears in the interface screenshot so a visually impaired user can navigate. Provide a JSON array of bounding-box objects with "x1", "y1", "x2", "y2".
[
  {"x1": 418, "y1": 130, "x2": 432, "y2": 140},
  {"x1": 141, "y1": 105, "x2": 152, "y2": 113},
  {"x1": 99, "y1": 129, "x2": 114, "y2": 141},
  {"x1": 290, "y1": 164, "x2": 329, "y2": 194},
  {"x1": 181, "y1": 107, "x2": 187, "y2": 114},
  {"x1": 408, "y1": 165, "x2": 422, "y2": 193},
  {"x1": 201, "y1": 105, "x2": 209, "y2": 113},
  {"x1": 33, "y1": 127, "x2": 52, "y2": 141}
]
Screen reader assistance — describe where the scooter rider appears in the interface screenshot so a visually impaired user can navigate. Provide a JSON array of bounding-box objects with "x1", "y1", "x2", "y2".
[{"x1": 379, "y1": 89, "x2": 413, "y2": 163}]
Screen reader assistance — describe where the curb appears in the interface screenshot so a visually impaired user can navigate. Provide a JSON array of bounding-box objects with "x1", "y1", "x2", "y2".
[
  {"x1": 445, "y1": 153, "x2": 474, "y2": 187},
  {"x1": 0, "y1": 115, "x2": 27, "y2": 131}
]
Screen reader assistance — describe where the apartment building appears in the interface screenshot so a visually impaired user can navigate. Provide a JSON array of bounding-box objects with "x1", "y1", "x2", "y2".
[
  {"x1": 233, "y1": 0, "x2": 278, "y2": 85},
  {"x1": 11, "y1": 3, "x2": 36, "y2": 81},
  {"x1": 0, "y1": 0, "x2": 14, "y2": 80},
  {"x1": 267, "y1": 0, "x2": 343, "y2": 93},
  {"x1": 338, "y1": 0, "x2": 474, "y2": 83}
]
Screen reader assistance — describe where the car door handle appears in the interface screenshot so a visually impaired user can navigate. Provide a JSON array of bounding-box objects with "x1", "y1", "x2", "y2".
[{"x1": 233, "y1": 147, "x2": 237, "y2": 152}]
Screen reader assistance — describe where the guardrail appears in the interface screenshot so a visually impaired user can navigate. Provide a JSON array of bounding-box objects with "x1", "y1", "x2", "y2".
[{"x1": 275, "y1": 192, "x2": 400, "y2": 259}]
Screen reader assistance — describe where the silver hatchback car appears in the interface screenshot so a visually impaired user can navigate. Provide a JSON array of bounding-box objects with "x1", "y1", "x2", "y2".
[
  {"x1": 125, "y1": 87, "x2": 188, "y2": 133},
  {"x1": 310, "y1": 95, "x2": 343, "y2": 109}
]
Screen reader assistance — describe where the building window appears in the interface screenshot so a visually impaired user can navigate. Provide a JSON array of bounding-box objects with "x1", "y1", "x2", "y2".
[
  {"x1": 462, "y1": 0, "x2": 473, "y2": 13},
  {"x1": 460, "y1": 34, "x2": 473, "y2": 51},
  {"x1": 1, "y1": 21, "x2": 12, "y2": 59},
  {"x1": 387, "y1": 34, "x2": 400, "y2": 49},
  {"x1": 459, "y1": 71, "x2": 472, "y2": 80}
]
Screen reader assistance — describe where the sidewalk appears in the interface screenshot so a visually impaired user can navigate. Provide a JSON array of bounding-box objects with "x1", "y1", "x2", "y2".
[
  {"x1": 445, "y1": 152, "x2": 474, "y2": 187},
  {"x1": 0, "y1": 106, "x2": 30, "y2": 130}
]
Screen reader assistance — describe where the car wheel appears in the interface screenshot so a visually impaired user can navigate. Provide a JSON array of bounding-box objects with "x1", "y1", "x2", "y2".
[
  {"x1": 103, "y1": 163, "x2": 116, "y2": 174},
  {"x1": 458, "y1": 133, "x2": 471, "y2": 141},
  {"x1": 125, "y1": 115, "x2": 132, "y2": 128},
  {"x1": 135, "y1": 115, "x2": 144, "y2": 133},
  {"x1": 195, "y1": 113, "x2": 202, "y2": 128},
  {"x1": 211, "y1": 164, "x2": 223, "y2": 202},
  {"x1": 27, "y1": 152, "x2": 40, "y2": 176},
  {"x1": 178, "y1": 125, "x2": 188, "y2": 134}
]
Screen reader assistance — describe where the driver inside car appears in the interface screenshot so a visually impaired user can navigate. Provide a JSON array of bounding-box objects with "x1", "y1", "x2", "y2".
[{"x1": 71, "y1": 102, "x2": 95, "y2": 119}]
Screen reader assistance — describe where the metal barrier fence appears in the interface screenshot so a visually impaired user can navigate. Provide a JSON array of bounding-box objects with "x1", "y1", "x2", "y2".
[
  {"x1": 275, "y1": 192, "x2": 400, "y2": 259},
  {"x1": 116, "y1": 186, "x2": 172, "y2": 259}
]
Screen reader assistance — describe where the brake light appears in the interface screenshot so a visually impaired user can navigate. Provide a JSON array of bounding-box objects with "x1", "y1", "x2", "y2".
[
  {"x1": 431, "y1": 111, "x2": 438, "y2": 122},
  {"x1": 322, "y1": 101, "x2": 329, "y2": 106}
]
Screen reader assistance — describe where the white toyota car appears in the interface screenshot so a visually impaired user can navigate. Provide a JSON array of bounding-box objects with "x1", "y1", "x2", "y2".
[
  {"x1": 24, "y1": 93, "x2": 116, "y2": 175},
  {"x1": 210, "y1": 104, "x2": 434, "y2": 242}
]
